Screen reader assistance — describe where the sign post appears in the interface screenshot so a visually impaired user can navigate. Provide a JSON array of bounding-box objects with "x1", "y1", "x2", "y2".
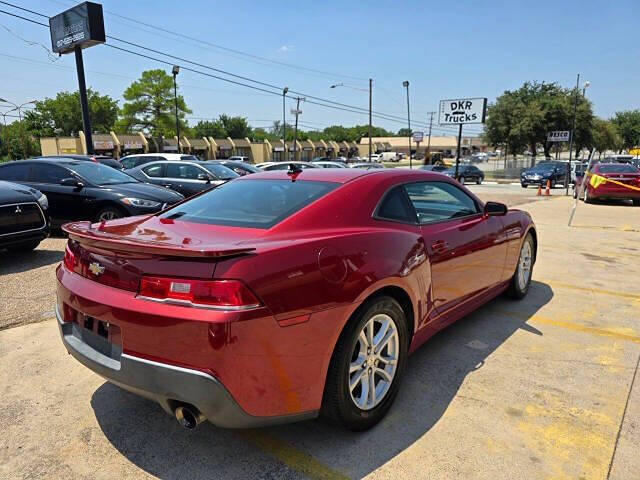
[
  {"x1": 439, "y1": 97, "x2": 487, "y2": 180},
  {"x1": 49, "y1": 2, "x2": 105, "y2": 155},
  {"x1": 412, "y1": 131, "x2": 423, "y2": 161},
  {"x1": 547, "y1": 130, "x2": 571, "y2": 195}
]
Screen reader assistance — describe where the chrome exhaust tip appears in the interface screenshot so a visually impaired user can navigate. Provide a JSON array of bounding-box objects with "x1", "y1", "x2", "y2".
[{"x1": 175, "y1": 405, "x2": 205, "y2": 430}]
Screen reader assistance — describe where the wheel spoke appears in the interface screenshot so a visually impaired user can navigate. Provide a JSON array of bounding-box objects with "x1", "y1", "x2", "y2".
[
  {"x1": 375, "y1": 329, "x2": 396, "y2": 355},
  {"x1": 365, "y1": 319, "x2": 374, "y2": 348},
  {"x1": 350, "y1": 368, "x2": 366, "y2": 392},
  {"x1": 350, "y1": 354, "x2": 366, "y2": 373},
  {"x1": 376, "y1": 367, "x2": 393, "y2": 383},
  {"x1": 368, "y1": 370, "x2": 376, "y2": 407},
  {"x1": 377, "y1": 354, "x2": 396, "y2": 366},
  {"x1": 373, "y1": 318, "x2": 390, "y2": 349}
]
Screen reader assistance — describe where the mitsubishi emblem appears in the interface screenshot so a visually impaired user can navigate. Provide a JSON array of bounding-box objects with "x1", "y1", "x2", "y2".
[
  {"x1": 88, "y1": 262, "x2": 105, "y2": 276},
  {"x1": 15, "y1": 206, "x2": 22, "y2": 214}
]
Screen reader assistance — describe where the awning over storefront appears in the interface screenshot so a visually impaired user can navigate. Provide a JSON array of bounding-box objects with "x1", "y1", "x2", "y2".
[
  {"x1": 92, "y1": 134, "x2": 114, "y2": 152},
  {"x1": 119, "y1": 134, "x2": 145, "y2": 151},
  {"x1": 214, "y1": 138, "x2": 233, "y2": 151},
  {"x1": 163, "y1": 138, "x2": 179, "y2": 152},
  {"x1": 188, "y1": 138, "x2": 209, "y2": 150},
  {"x1": 233, "y1": 138, "x2": 251, "y2": 148}
]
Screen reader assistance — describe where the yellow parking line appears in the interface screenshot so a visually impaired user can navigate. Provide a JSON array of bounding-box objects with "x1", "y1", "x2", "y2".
[
  {"x1": 542, "y1": 280, "x2": 640, "y2": 301},
  {"x1": 239, "y1": 429, "x2": 349, "y2": 480}
]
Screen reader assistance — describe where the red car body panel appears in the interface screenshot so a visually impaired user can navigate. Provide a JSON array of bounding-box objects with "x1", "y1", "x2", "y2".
[
  {"x1": 582, "y1": 164, "x2": 640, "y2": 200},
  {"x1": 56, "y1": 169, "x2": 536, "y2": 424}
]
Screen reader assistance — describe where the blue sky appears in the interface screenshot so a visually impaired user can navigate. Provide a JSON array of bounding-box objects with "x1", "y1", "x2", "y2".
[{"x1": 1, "y1": 0, "x2": 638, "y2": 136}]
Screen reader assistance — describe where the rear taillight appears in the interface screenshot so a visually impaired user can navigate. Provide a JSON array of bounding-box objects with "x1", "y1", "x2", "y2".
[
  {"x1": 138, "y1": 276, "x2": 260, "y2": 310},
  {"x1": 63, "y1": 245, "x2": 76, "y2": 271}
]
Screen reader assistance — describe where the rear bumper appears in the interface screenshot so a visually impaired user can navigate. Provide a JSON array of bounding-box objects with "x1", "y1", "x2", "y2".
[{"x1": 56, "y1": 305, "x2": 317, "y2": 428}]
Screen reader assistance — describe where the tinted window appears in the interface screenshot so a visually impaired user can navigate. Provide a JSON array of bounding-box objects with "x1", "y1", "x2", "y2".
[
  {"x1": 180, "y1": 155, "x2": 199, "y2": 161},
  {"x1": 376, "y1": 186, "x2": 415, "y2": 223},
  {"x1": 32, "y1": 164, "x2": 69, "y2": 184},
  {"x1": 201, "y1": 164, "x2": 239, "y2": 179},
  {"x1": 160, "y1": 179, "x2": 337, "y2": 229},
  {"x1": 68, "y1": 162, "x2": 138, "y2": 185},
  {"x1": 405, "y1": 181, "x2": 478, "y2": 224},
  {"x1": 0, "y1": 162, "x2": 31, "y2": 181},
  {"x1": 264, "y1": 163, "x2": 291, "y2": 171},
  {"x1": 597, "y1": 164, "x2": 638, "y2": 174},
  {"x1": 120, "y1": 156, "x2": 139, "y2": 169},
  {"x1": 143, "y1": 164, "x2": 164, "y2": 178},
  {"x1": 166, "y1": 163, "x2": 203, "y2": 179}
]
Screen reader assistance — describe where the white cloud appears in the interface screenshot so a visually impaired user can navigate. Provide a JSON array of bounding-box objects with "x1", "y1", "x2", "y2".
[{"x1": 278, "y1": 45, "x2": 294, "y2": 53}]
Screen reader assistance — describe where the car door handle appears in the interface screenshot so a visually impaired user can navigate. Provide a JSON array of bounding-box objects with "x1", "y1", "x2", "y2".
[{"x1": 431, "y1": 240, "x2": 449, "y2": 254}]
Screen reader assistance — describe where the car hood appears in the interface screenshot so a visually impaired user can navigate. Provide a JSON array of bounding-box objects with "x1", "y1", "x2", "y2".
[
  {"x1": 95, "y1": 182, "x2": 184, "y2": 202},
  {"x1": 0, "y1": 180, "x2": 41, "y2": 204}
]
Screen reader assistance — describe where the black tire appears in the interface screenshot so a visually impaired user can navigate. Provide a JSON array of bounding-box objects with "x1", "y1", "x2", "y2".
[
  {"x1": 633, "y1": 199, "x2": 640, "y2": 206},
  {"x1": 322, "y1": 296, "x2": 409, "y2": 431},
  {"x1": 583, "y1": 186, "x2": 592, "y2": 204},
  {"x1": 476, "y1": 177, "x2": 482, "y2": 185},
  {"x1": 7, "y1": 240, "x2": 41, "y2": 252},
  {"x1": 95, "y1": 205, "x2": 126, "y2": 222},
  {"x1": 521, "y1": 183, "x2": 527, "y2": 189},
  {"x1": 507, "y1": 232, "x2": 534, "y2": 299}
]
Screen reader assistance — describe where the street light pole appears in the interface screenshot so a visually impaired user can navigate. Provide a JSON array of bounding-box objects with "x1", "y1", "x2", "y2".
[
  {"x1": 369, "y1": 78, "x2": 372, "y2": 163},
  {"x1": 403, "y1": 81, "x2": 412, "y2": 169},
  {"x1": 426, "y1": 111, "x2": 435, "y2": 164},
  {"x1": 567, "y1": 73, "x2": 580, "y2": 196},
  {"x1": 172, "y1": 65, "x2": 180, "y2": 151},
  {"x1": 292, "y1": 97, "x2": 304, "y2": 161},
  {"x1": 282, "y1": 86, "x2": 288, "y2": 161}
]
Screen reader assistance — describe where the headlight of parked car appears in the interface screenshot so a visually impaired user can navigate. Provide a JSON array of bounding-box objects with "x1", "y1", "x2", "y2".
[
  {"x1": 36, "y1": 192, "x2": 48, "y2": 210},
  {"x1": 121, "y1": 197, "x2": 161, "y2": 208}
]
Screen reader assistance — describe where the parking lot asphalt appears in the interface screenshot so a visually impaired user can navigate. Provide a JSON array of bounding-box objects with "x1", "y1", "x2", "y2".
[{"x1": 1, "y1": 188, "x2": 639, "y2": 479}]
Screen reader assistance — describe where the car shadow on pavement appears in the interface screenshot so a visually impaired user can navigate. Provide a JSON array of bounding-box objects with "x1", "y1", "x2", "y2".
[
  {"x1": 0, "y1": 248, "x2": 63, "y2": 275},
  {"x1": 91, "y1": 281, "x2": 553, "y2": 479}
]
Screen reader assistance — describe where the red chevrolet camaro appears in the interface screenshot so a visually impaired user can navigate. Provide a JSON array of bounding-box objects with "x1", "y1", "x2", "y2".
[{"x1": 56, "y1": 167, "x2": 536, "y2": 431}]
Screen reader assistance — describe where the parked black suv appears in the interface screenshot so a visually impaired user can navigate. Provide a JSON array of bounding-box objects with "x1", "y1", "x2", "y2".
[
  {"x1": 0, "y1": 159, "x2": 183, "y2": 226},
  {"x1": 442, "y1": 165, "x2": 485, "y2": 184},
  {"x1": 521, "y1": 161, "x2": 568, "y2": 188},
  {"x1": 0, "y1": 180, "x2": 50, "y2": 252}
]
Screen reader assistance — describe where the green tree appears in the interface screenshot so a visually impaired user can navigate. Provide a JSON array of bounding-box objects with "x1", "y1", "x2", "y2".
[
  {"x1": 397, "y1": 128, "x2": 412, "y2": 137},
  {"x1": 118, "y1": 69, "x2": 191, "y2": 137},
  {"x1": 0, "y1": 121, "x2": 40, "y2": 159},
  {"x1": 192, "y1": 119, "x2": 226, "y2": 138},
  {"x1": 24, "y1": 89, "x2": 118, "y2": 137},
  {"x1": 218, "y1": 114, "x2": 252, "y2": 138},
  {"x1": 591, "y1": 118, "x2": 621, "y2": 158},
  {"x1": 611, "y1": 110, "x2": 640, "y2": 151}
]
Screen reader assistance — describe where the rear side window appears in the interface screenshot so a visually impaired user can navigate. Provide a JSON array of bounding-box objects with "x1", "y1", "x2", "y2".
[
  {"x1": 160, "y1": 179, "x2": 338, "y2": 229},
  {"x1": 597, "y1": 164, "x2": 638, "y2": 174},
  {"x1": 166, "y1": 163, "x2": 202, "y2": 179},
  {"x1": 376, "y1": 186, "x2": 415, "y2": 223},
  {"x1": 32, "y1": 164, "x2": 69, "y2": 184},
  {"x1": 120, "y1": 156, "x2": 139, "y2": 169},
  {"x1": 0, "y1": 162, "x2": 31, "y2": 181}
]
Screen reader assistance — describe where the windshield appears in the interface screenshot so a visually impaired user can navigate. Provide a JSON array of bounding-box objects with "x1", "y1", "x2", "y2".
[
  {"x1": 159, "y1": 179, "x2": 338, "y2": 229},
  {"x1": 597, "y1": 164, "x2": 638, "y2": 174},
  {"x1": 201, "y1": 163, "x2": 240, "y2": 179},
  {"x1": 530, "y1": 163, "x2": 556, "y2": 171},
  {"x1": 68, "y1": 162, "x2": 138, "y2": 185}
]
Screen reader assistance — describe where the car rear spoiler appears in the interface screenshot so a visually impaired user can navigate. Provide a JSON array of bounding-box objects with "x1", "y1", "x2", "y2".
[{"x1": 62, "y1": 221, "x2": 256, "y2": 258}]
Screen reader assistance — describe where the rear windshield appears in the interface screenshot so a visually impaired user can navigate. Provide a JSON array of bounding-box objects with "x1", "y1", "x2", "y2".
[
  {"x1": 597, "y1": 164, "x2": 638, "y2": 173},
  {"x1": 159, "y1": 179, "x2": 338, "y2": 228}
]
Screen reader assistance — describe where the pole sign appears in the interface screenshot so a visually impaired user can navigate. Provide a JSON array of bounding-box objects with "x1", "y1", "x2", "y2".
[
  {"x1": 438, "y1": 98, "x2": 487, "y2": 125},
  {"x1": 547, "y1": 131, "x2": 570, "y2": 142},
  {"x1": 49, "y1": 2, "x2": 105, "y2": 54},
  {"x1": 412, "y1": 131, "x2": 424, "y2": 142}
]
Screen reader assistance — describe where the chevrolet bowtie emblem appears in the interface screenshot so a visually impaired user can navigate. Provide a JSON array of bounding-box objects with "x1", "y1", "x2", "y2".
[{"x1": 88, "y1": 262, "x2": 105, "y2": 276}]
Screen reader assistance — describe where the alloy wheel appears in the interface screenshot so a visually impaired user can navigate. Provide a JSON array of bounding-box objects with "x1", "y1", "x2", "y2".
[
  {"x1": 98, "y1": 210, "x2": 120, "y2": 221},
  {"x1": 517, "y1": 240, "x2": 532, "y2": 291},
  {"x1": 348, "y1": 314, "x2": 399, "y2": 410}
]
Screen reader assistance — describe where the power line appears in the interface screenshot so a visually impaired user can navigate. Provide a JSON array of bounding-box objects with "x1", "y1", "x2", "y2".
[{"x1": 0, "y1": 3, "x2": 485, "y2": 136}]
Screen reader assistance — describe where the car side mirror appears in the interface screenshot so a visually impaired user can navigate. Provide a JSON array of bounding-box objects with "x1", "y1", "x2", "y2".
[
  {"x1": 484, "y1": 201, "x2": 507, "y2": 216},
  {"x1": 60, "y1": 177, "x2": 83, "y2": 189},
  {"x1": 197, "y1": 173, "x2": 211, "y2": 183}
]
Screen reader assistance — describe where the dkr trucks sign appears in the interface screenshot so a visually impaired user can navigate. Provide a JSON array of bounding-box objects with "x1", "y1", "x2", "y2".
[
  {"x1": 49, "y1": 2, "x2": 105, "y2": 54},
  {"x1": 439, "y1": 98, "x2": 487, "y2": 125}
]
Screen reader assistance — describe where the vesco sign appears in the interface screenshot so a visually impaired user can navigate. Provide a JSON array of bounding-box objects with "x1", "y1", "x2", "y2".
[
  {"x1": 49, "y1": 2, "x2": 105, "y2": 55},
  {"x1": 547, "y1": 131, "x2": 570, "y2": 142},
  {"x1": 439, "y1": 98, "x2": 487, "y2": 125}
]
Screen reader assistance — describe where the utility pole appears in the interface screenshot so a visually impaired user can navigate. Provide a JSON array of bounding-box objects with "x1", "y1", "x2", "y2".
[
  {"x1": 426, "y1": 111, "x2": 435, "y2": 164},
  {"x1": 455, "y1": 124, "x2": 463, "y2": 180},
  {"x1": 403, "y1": 81, "x2": 411, "y2": 169},
  {"x1": 369, "y1": 78, "x2": 373, "y2": 163},
  {"x1": 74, "y1": 46, "x2": 93, "y2": 154},
  {"x1": 567, "y1": 73, "x2": 580, "y2": 196},
  {"x1": 282, "y1": 86, "x2": 288, "y2": 161},
  {"x1": 292, "y1": 97, "x2": 304, "y2": 161},
  {"x1": 172, "y1": 65, "x2": 180, "y2": 151}
]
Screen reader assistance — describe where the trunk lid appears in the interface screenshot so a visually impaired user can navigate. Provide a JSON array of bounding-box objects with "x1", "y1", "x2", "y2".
[{"x1": 62, "y1": 215, "x2": 262, "y2": 292}]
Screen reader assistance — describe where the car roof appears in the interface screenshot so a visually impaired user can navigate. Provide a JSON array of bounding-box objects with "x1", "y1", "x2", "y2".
[{"x1": 121, "y1": 153, "x2": 189, "y2": 159}]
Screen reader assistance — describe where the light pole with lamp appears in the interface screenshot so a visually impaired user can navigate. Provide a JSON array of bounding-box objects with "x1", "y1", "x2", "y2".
[
  {"x1": 282, "y1": 86, "x2": 288, "y2": 161},
  {"x1": 567, "y1": 73, "x2": 580, "y2": 196},
  {"x1": 582, "y1": 81, "x2": 590, "y2": 96},
  {"x1": 330, "y1": 80, "x2": 373, "y2": 162},
  {"x1": 171, "y1": 66, "x2": 180, "y2": 151},
  {"x1": 402, "y1": 81, "x2": 412, "y2": 169}
]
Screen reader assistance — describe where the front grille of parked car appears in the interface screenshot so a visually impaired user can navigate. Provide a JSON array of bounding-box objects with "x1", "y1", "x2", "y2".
[{"x1": 0, "y1": 202, "x2": 46, "y2": 236}]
